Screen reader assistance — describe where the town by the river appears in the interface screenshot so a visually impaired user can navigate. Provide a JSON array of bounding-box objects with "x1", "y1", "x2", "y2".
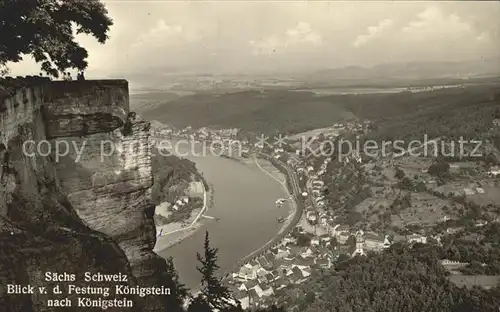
[{"x1": 156, "y1": 140, "x2": 292, "y2": 290}]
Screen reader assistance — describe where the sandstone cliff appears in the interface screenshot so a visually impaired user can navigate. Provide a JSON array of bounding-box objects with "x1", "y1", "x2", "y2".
[{"x1": 0, "y1": 77, "x2": 167, "y2": 312}]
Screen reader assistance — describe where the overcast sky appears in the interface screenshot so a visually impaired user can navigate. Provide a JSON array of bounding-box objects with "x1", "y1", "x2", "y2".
[{"x1": 8, "y1": 1, "x2": 500, "y2": 77}]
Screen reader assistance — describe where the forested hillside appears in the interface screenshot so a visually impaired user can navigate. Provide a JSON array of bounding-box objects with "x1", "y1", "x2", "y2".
[
  {"x1": 139, "y1": 90, "x2": 354, "y2": 135},
  {"x1": 341, "y1": 84, "x2": 500, "y2": 142},
  {"x1": 288, "y1": 243, "x2": 500, "y2": 312},
  {"x1": 139, "y1": 83, "x2": 500, "y2": 138},
  {"x1": 151, "y1": 147, "x2": 198, "y2": 205}
]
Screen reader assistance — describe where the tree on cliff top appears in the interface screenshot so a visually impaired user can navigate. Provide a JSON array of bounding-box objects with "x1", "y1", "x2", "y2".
[
  {"x1": 0, "y1": 0, "x2": 113, "y2": 77},
  {"x1": 196, "y1": 231, "x2": 234, "y2": 310},
  {"x1": 161, "y1": 257, "x2": 189, "y2": 312}
]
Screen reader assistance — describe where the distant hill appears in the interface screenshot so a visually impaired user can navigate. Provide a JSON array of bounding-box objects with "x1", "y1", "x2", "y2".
[
  {"x1": 138, "y1": 90, "x2": 355, "y2": 135},
  {"x1": 130, "y1": 91, "x2": 187, "y2": 111},
  {"x1": 303, "y1": 58, "x2": 500, "y2": 86},
  {"x1": 137, "y1": 83, "x2": 500, "y2": 138}
]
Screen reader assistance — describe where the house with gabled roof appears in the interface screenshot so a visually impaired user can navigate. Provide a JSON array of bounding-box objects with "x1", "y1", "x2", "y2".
[
  {"x1": 488, "y1": 165, "x2": 500, "y2": 177},
  {"x1": 319, "y1": 234, "x2": 332, "y2": 244},
  {"x1": 352, "y1": 246, "x2": 365, "y2": 257},
  {"x1": 283, "y1": 267, "x2": 293, "y2": 277},
  {"x1": 446, "y1": 227, "x2": 464, "y2": 235},
  {"x1": 256, "y1": 267, "x2": 268, "y2": 278},
  {"x1": 407, "y1": 234, "x2": 427, "y2": 244},
  {"x1": 251, "y1": 284, "x2": 265, "y2": 297},
  {"x1": 291, "y1": 264, "x2": 312, "y2": 277},
  {"x1": 237, "y1": 263, "x2": 258, "y2": 281},
  {"x1": 282, "y1": 236, "x2": 297, "y2": 246},
  {"x1": 233, "y1": 291, "x2": 250, "y2": 310},
  {"x1": 247, "y1": 288, "x2": 260, "y2": 305},
  {"x1": 265, "y1": 272, "x2": 276, "y2": 282},
  {"x1": 332, "y1": 224, "x2": 350, "y2": 233},
  {"x1": 300, "y1": 247, "x2": 314, "y2": 258},
  {"x1": 316, "y1": 245, "x2": 330, "y2": 257},
  {"x1": 273, "y1": 247, "x2": 290, "y2": 259},
  {"x1": 259, "y1": 285, "x2": 274, "y2": 297},
  {"x1": 301, "y1": 266, "x2": 312, "y2": 277},
  {"x1": 264, "y1": 253, "x2": 275, "y2": 264},
  {"x1": 272, "y1": 258, "x2": 285, "y2": 270},
  {"x1": 310, "y1": 237, "x2": 320, "y2": 246},
  {"x1": 332, "y1": 245, "x2": 351, "y2": 260},
  {"x1": 238, "y1": 279, "x2": 257, "y2": 291},
  {"x1": 315, "y1": 257, "x2": 331, "y2": 269},
  {"x1": 287, "y1": 246, "x2": 302, "y2": 257},
  {"x1": 257, "y1": 275, "x2": 268, "y2": 285},
  {"x1": 274, "y1": 277, "x2": 289, "y2": 290},
  {"x1": 290, "y1": 267, "x2": 308, "y2": 284},
  {"x1": 363, "y1": 233, "x2": 386, "y2": 251},
  {"x1": 337, "y1": 231, "x2": 351, "y2": 244},
  {"x1": 257, "y1": 255, "x2": 270, "y2": 268},
  {"x1": 295, "y1": 257, "x2": 315, "y2": 268},
  {"x1": 319, "y1": 215, "x2": 329, "y2": 227}
]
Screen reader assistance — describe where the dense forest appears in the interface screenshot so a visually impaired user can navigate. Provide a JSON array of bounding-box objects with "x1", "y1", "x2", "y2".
[
  {"x1": 287, "y1": 242, "x2": 500, "y2": 312},
  {"x1": 139, "y1": 90, "x2": 354, "y2": 135},
  {"x1": 161, "y1": 229, "x2": 500, "y2": 312},
  {"x1": 139, "y1": 83, "x2": 500, "y2": 139},
  {"x1": 151, "y1": 147, "x2": 198, "y2": 205},
  {"x1": 345, "y1": 84, "x2": 500, "y2": 142},
  {"x1": 439, "y1": 222, "x2": 500, "y2": 275}
]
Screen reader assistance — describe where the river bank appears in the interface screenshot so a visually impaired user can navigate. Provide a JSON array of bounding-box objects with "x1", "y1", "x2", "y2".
[
  {"x1": 253, "y1": 157, "x2": 297, "y2": 233},
  {"x1": 153, "y1": 149, "x2": 299, "y2": 263},
  {"x1": 152, "y1": 135, "x2": 300, "y2": 289},
  {"x1": 154, "y1": 183, "x2": 214, "y2": 252},
  {"x1": 221, "y1": 156, "x2": 300, "y2": 274}
]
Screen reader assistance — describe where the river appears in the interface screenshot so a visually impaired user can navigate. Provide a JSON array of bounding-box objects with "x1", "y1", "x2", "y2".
[
  {"x1": 155, "y1": 141, "x2": 291, "y2": 290},
  {"x1": 291, "y1": 85, "x2": 468, "y2": 95}
]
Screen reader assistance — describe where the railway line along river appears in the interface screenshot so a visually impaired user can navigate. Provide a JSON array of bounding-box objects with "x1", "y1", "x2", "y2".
[{"x1": 154, "y1": 139, "x2": 293, "y2": 290}]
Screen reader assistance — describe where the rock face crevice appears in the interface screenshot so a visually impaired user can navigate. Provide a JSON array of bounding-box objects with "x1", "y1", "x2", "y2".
[{"x1": 0, "y1": 77, "x2": 166, "y2": 312}]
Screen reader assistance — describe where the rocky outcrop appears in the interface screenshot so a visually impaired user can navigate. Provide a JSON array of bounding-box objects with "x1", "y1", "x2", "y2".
[{"x1": 0, "y1": 77, "x2": 166, "y2": 312}]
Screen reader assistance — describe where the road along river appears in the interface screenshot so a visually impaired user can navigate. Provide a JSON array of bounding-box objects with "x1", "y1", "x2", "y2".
[{"x1": 154, "y1": 140, "x2": 293, "y2": 290}]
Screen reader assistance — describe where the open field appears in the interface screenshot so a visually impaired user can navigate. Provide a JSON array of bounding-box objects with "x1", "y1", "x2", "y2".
[
  {"x1": 448, "y1": 275, "x2": 500, "y2": 290},
  {"x1": 467, "y1": 184, "x2": 500, "y2": 206},
  {"x1": 130, "y1": 90, "x2": 188, "y2": 111},
  {"x1": 287, "y1": 127, "x2": 342, "y2": 140},
  {"x1": 392, "y1": 193, "x2": 451, "y2": 227}
]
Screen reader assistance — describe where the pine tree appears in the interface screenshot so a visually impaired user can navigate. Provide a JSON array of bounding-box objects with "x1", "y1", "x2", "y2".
[
  {"x1": 161, "y1": 256, "x2": 189, "y2": 312},
  {"x1": 494, "y1": 107, "x2": 500, "y2": 119},
  {"x1": 187, "y1": 295, "x2": 211, "y2": 312},
  {"x1": 220, "y1": 302, "x2": 245, "y2": 312},
  {"x1": 196, "y1": 231, "x2": 234, "y2": 310}
]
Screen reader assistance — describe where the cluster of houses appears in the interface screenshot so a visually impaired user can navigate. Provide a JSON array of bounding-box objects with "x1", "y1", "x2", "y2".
[
  {"x1": 171, "y1": 196, "x2": 189, "y2": 211},
  {"x1": 150, "y1": 124, "x2": 243, "y2": 144},
  {"x1": 488, "y1": 165, "x2": 500, "y2": 177},
  {"x1": 227, "y1": 215, "x2": 438, "y2": 309},
  {"x1": 150, "y1": 124, "x2": 187, "y2": 137},
  {"x1": 227, "y1": 231, "x2": 334, "y2": 309},
  {"x1": 153, "y1": 121, "x2": 500, "y2": 307},
  {"x1": 332, "y1": 120, "x2": 372, "y2": 133},
  {"x1": 305, "y1": 179, "x2": 326, "y2": 224},
  {"x1": 196, "y1": 127, "x2": 240, "y2": 141}
]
